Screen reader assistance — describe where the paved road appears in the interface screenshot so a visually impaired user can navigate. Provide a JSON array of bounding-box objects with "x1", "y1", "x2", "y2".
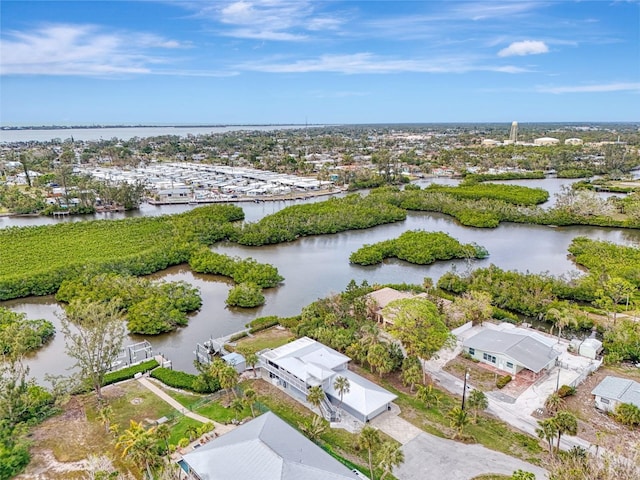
[
  {"x1": 370, "y1": 405, "x2": 546, "y2": 480},
  {"x1": 396, "y1": 433, "x2": 548, "y2": 480}
]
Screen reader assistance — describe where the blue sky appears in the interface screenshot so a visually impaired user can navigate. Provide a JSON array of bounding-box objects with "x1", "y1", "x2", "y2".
[{"x1": 1, "y1": 0, "x2": 639, "y2": 125}]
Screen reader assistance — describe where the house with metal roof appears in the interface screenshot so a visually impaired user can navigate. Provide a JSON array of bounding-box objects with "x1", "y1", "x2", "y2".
[
  {"x1": 462, "y1": 327, "x2": 559, "y2": 377},
  {"x1": 259, "y1": 337, "x2": 396, "y2": 423},
  {"x1": 180, "y1": 411, "x2": 359, "y2": 480},
  {"x1": 591, "y1": 376, "x2": 640, "y2": 413}
]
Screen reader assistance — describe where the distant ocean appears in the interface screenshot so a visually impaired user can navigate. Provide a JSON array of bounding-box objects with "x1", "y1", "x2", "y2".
[{"x1": 0, "y1": 124, "x2": 306, "y2": 143}]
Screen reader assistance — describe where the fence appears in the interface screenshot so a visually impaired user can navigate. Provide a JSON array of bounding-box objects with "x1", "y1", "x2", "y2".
[{"x1": 568, "y1": 359, "x2": 602, "y2": 389}]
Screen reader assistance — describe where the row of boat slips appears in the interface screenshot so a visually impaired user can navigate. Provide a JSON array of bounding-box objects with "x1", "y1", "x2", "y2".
[{"x1": 80, "y1": 162, "x2": 333, "y2": 192}]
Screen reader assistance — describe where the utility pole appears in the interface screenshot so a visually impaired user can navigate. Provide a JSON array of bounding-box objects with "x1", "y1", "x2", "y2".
[{"x1": 461, "y1": 368, "x2": 470, "y2": 410}]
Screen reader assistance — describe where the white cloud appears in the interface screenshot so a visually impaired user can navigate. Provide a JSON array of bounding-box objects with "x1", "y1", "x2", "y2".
[
  {"x1": 182, "y1": 0, "x2": 344, "y2": 41},
  {"x1": 498, "y1": 40, "x2": 549, "y2": 57},
  {"x1": 238, "y1": 52, "x2": 528, "y2": 74},
  {"x1": 538, "y1": 82, "x2": 640, "y2": 94},
  {"x1": 0, "y1": 24, "x2": 185, "y2": 76}
]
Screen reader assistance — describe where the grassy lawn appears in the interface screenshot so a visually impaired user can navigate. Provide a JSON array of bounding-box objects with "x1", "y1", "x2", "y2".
[
  {"x1": 153, "y1": 383, "x2": 204, "y2": 408},
  {"x1": 195, "y1": 400, "x2": 252, "y2": 423},
  {"x1": 233, "y1": 327, "x2": 295, "y2": 352},
  {"x1": 95, "y1": 381, "x2": 177, "y2": 430},
  {"x1": 167, "y1": 416, "x2": 207, "y2": 446}
]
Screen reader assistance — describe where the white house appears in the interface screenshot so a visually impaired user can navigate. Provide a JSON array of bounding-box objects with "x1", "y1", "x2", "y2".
[
  {"x1": 591, "y1": 376, "x2": 640, "y2": 413},
  {"x1": 259, "y1": 337, "x2": 396, "y2": 423},
  {"x1": 463, "y1": 327, "x2": 559, "y2": 377}
]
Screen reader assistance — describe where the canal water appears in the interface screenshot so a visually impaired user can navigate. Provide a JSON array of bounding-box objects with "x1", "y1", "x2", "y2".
[{"x1": 3, "y1": 178, "x2": 639, "y2": 380}]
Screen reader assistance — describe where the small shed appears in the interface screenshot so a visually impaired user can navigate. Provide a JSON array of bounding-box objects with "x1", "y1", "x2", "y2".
[
  {"x1": 591, "y1": 376, "x2": 640, "y2": 413},
  {"x1": 579, "y1": 338, "x2": 603, "y2": 360},
  {"x1": 222, "y1": 352, "x2": 246, "y2": 373}
]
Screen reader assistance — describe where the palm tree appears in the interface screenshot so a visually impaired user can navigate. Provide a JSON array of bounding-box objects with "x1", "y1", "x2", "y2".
[
  {"x1": 116, "y1": 420, "x2": 159, "y2": 479},
  {"x1": 244, "y1": 388, "x2": 257, "y2": 417},
  {"x1": 358, "y1": 425, "x2": 381, "y2": 480},
  {"x1": 244, "y1": 351, "x2": 259, "y2": 378},
  {"x1": 155, "y1": 423, "x2": 171, "y2": 456},
  {"x1": 553, "y1": 411, "x2": 578, "y2": 451},
  {"x1": 97, "y1": 405, "x2": 114, "y2": 433},
  {"x1": 307, "y1": 385, "x2": 325, "y2": 417},
  {"x1": 333, "y1": 376, "x2": 350, "y2": 410},
  {"x1": 184, "y1": 424, "x2": 199, "y2": 442},
  {"x1": 298, "y1": 415, "x2": 327, "y2": 441},
  {"x1": 376, "y1": 440, "x2": 405, "y2": 480},
  {"x1": 218, "y1": 365, "x2": 239, "y2": 401},
  {"x1": 401, "y1": 357, "x2": 422, "y2": 393},
  {"x1": 544, "y1": 392, "x2": 565, "y2": 414},
  {"x1": 467, "y1": 390, "x2": 488, "y2": 423},
  {"x1": 231, "y1": 398, "x2": 245, "y2": 415},
  {"x1": 447, "y1": 407, "x2": 469, "y2": 438},
  {"x1": 536, "y1": 418, "x2": 558, "y2": 456},
  {"x1": 416, "y1": 384, "x2": 440, "y2": 409}
]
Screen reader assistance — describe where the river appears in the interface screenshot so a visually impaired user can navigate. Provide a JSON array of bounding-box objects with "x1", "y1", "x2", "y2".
[
  {"x1": 0, "y1": 125, "x2": 307, "y2": 143},
  {"x1": 3, "y1": 177, "x2": 639, "y2": 381}
]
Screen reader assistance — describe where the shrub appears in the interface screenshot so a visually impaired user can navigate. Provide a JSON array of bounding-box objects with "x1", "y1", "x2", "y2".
[
  {"x1": 102, "y1": 359, "x2": 159, "y2": 386},
  {"x1": 557, "y1": 385, "x2": 577, "y2": 398},
  {"x1": 278, "y1": 315, "x2": 300, "y2": 329},
  {"x1": 226, "y1": 282, "x2": 265, "y2": 308},
  {"x1": 247, "y1": 315, "x2": 280, "y2": 333},
  {"x1": 614, "y1": 402, "x2": 640, "y2": 427},
  {"x1": 151, "y1": 367, "x2": 218, "y2": 393},
  {"x1": 229, "y1": 331, "x2": 249, "y2": 342},
  {"x1": 496, "y1": 375, "x2": 512, "y2": 389}
]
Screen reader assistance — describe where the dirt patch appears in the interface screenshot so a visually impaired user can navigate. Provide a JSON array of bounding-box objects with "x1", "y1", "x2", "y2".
[
  {"x1": 444, "y1": 356, "x2": 502, "y2": 392},
  {"x1": 562, "y1": 365, "x2": 640, "y2": 452},
  {"x1": 18, "y1": 389, "x2": 132, "y2": 478}
]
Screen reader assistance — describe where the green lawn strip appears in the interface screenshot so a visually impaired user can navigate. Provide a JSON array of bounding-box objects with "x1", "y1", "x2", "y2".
[
  {"x1": 152, "y1": 383, "x2": 204, "y2": 408},
  {"x1": 167, "y1": 416, "x2": 205, "y2": 446},
  {"x1": 194, "y1": 400, "x2": 252, "y2": 424},
  {"x1": 234, "y1": 329, "x2": 296, "y2": 352},
  {"x1": 381, "y1": 380, "x2": 544, "y2": 464}
]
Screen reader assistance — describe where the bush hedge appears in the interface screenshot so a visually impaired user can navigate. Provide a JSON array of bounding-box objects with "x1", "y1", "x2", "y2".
[
  {"x1": 102, "y1": 359, "x2": 159, "y2": 386},
  {"x1": 557, "y1": 385, "x2": 577, "y2": 398},
  {"x1": 247, "y1": 315, "x2": 280, "y2": 333},
  {"x1": 229, "y1": 331, "x2": 249, "y2": 342},
  {"x1": 150, "y1": 367, "x2": 218, "y2": 393},
  {"x1": 496, "y1": 375, "x2": 512, "y2": 389}
]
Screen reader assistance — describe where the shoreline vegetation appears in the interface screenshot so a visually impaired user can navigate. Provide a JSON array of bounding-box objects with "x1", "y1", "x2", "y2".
[
  {"x1": 2, "y1": 183, "x2": 639, "y2": 301},
  {"x1": 350, "y1": 230, "x2": 489, "y2": 266}
]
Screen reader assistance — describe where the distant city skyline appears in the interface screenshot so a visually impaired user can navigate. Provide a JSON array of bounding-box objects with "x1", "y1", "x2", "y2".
[{"x1": 1, "y1": 1, "x2": 639, "y2": 125}]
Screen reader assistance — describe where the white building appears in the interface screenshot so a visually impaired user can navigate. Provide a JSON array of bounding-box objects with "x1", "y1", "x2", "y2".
[
  {"x1": 259, "y1": 337, "x2": 396, "y2": 423},
  {"x1": 534, "y1": 137, "x2": 560, "y2": 146}
]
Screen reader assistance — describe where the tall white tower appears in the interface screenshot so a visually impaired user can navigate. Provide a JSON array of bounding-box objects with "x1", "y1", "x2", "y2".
[{"x1": 509, "y1": 121, "x2": 518, "y2": 143}]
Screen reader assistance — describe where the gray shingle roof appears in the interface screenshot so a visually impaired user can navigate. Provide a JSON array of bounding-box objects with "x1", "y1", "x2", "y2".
[
  {"x1": 463, "y1": 329, "x2": 559, "y2": 373},
  {"x1": 591, "y1": 376, "x2": 640, "y2": 408},
  {"x1": 182, "y1": 412, "x2": 359, "y2": 480}
]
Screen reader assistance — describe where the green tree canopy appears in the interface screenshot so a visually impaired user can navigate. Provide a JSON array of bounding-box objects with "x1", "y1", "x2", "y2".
[{"x1": 384, "y1": 298, "x2": 453, "y2": 359}]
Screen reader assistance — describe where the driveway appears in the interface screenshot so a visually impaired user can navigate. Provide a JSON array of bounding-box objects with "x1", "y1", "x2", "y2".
[
  {"x1": 370, "y1": 405, "x2": 547, "y2": 480},
  {"x1": 395, "y1": 433, "x2": 548, "y2": 480}
]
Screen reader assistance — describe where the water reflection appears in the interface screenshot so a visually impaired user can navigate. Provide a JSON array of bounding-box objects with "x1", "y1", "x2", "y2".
[{"x1": 4, "y1": 181, "x2": 640, "y2": 381}]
